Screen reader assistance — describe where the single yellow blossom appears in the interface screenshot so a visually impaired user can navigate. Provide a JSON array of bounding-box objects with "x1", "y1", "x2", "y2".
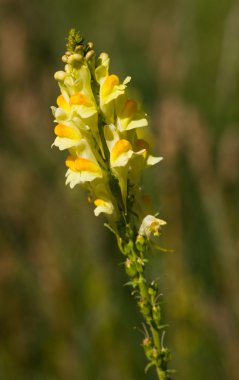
[{"x1": 138, "y1": 215, "x2": 167, "y2": 238}]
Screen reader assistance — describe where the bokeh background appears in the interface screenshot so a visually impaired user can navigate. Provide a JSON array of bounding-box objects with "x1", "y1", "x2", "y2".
[{"x1": 1, "y1": 0, "x2": 239, "y2": 379}]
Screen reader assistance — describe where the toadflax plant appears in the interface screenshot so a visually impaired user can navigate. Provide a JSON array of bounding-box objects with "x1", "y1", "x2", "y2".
[{"x1": 51, "y1": 29, "x2": 173, "y2": 379}]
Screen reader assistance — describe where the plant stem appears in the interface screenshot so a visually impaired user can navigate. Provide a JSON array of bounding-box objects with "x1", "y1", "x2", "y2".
[{"x1": 117, "y1": 225, "x2": 172, "y2": 379}]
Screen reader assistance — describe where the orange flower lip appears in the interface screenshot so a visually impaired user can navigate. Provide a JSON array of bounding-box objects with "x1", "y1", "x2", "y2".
[
  {"x1": 65, "y1": 155, "x2": 76, "y2": 171},
  {"x1": 65, "y1": 156, "x2": 101, "y2": 173},
  {"x1": 54, "y1": 124, "x2": 80, "y2": 140},
  {"x1": 94, "y1": 199, "x2": 105, "y2": 206},
  {"x1": 56, "y1": 95, "x2": 70, "y2": 112},
  {"x1": 101, "y1": 74, "x2": 119, "y2": 98},
  {"x1": 111, "y1": 139, "x2": 132, "y2": 162},
  {"x1": 69, "y1": 93, "x2": 92, "y2": 106},
  {"x1": 120, "y1": 99, "x2": 137, "y2": 118}
]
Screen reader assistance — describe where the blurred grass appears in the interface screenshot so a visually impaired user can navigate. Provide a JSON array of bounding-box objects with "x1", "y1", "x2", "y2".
[{"x1": 0, "y1": 0, "x2": 239, "y2": 379}]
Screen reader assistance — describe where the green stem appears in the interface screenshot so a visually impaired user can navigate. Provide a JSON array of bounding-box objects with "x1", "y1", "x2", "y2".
[
  {"x1": 118, "y1": 229, "x2": 172, "y2": 380},
  {"x1": 150, "y1": 324, "x2": 160, "y2": 350}
]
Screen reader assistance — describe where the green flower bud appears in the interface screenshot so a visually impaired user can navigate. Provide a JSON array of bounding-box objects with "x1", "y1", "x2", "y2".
[
  {"x1": 136, "y1": 234, "x2": 145, "y2": 251},
  {"x1": 148, "y1": 281, "x2": 158, "y2": 296},
  {"x1": 138, "y1": 298, "x2": 151, "y2": 316},
  {"x1": 125, "y1": 258, "x2": 137, "y2": 277},
  {"x1": 152, "y1": 304, "x2": 161, "y2": 324},
  {"x1": 135, "y1": 257, "x2": 144, "y2": 273}
]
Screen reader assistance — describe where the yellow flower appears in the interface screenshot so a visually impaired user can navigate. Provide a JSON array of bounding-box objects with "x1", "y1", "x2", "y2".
[
  {"x1": 99, "y1": 74, "x2": 131, "y2": 123},
  {"x1": 65, "y1": 139, "x2": 103, "y2": 188},
  {"x1": 90, "y1": 181, "x2": 118, "y2": 218},
  {"x1": 95, "y1": 52, "x2": 110, "y2": 84},
  {"x1": 135, "y1": 139, "x2": 163, "y2": 166},
  {"x1": 52, "y1": 124, "x2": 81, "y2": 150},
  {"x1": 65, "y1": 156, "x2": 102, "y2": 188},
  {"x1": 57, "y1": 95, "x2": 70, "y2": 113},
  {"x1": 54, "y1": 124, "x2": 80, "y2": 140},
  {"x1": 59, "y1": 64, "x2": 94, "y2": 100},
  {"x1": 138, "y1": 215, "x2": 167, "y2": 238},
  {"x1": 116, "y1": 98, "x2": 148, "y2": 132},
  {"x1": 52, "y1": 33, "x2": 164, "y2": 223},
  {"x1": 100, "y1": 74, "x2": 131, "y2": 105},
  {"x1": 94, "y1": 198, "x2": 114, "y2": 216},
  {"x1": 110, "y1": 139, "x2": 133, "y2": 167},
  {"x1": 52, "y1": 94, "x2": 87, "y2": 133},
  {"x1": 69, "y1": 92, "x2": 97, "y2": 119},
  {"x1": 104, "y1": 124, "x2": 134, "y2": 167}
]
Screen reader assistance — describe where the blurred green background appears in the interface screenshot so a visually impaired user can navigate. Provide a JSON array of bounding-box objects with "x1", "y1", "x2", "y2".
[{"x1": 1, "y1": 0, "x2": 239, "y2": 379}]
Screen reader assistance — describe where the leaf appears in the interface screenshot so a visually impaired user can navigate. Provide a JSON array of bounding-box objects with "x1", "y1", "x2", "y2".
[{"x1": 144, "y1": 362, "x2": 154, "y2": 373}]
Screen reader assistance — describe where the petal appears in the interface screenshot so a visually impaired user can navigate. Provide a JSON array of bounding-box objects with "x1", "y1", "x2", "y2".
[
  {"x1": 57, "y1": 95, "x2": 70, "y2": 113},
  {"x1": 101, "y1": 75, "x2": 119, "y2": 99},
  {"x1": 52, "y1": 136, "x2": 81, "y2": 150},
  {"x1": 94, "y1": 199, "x2": 114, "y2": 216},
  {"x1": 147, "y1": 155, "x2": 163, "y2": 166},
  {"x1": 111, "y1": 139, "x2": 133, "y2": 167},
  {"x1": 138, "y1": 215, "x2": 167, "y2": 237},
  {"x1": 74, "y1": 157, "x2": 101, "y2": 174},
  {"x1": 120, "y1": 99, "x2": 137, "y2": 118},
  {"x1": 95, "y1": 52, "x2": 110, "y2": 84},
  {"x1": 54, "y1": 124, "x2": 81, "y2": 140},
  {"x1": 69, "y1": 93, "x2": 93, "y2": 106}
]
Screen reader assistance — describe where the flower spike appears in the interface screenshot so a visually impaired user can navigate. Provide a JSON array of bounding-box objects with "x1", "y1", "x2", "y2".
[{"x1": 51, "y1": 29, "x2": 172, "y2": 379}]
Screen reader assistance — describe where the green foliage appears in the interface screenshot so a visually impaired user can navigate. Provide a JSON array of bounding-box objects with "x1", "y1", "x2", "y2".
[{"x1": 66, "y1": 28, "x2": 84, "y2": 53}]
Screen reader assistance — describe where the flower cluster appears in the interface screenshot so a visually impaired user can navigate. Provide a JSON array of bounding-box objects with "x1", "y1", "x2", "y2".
[{"x1": 51, "y1": 29, "x2": 165, "y2": 236}]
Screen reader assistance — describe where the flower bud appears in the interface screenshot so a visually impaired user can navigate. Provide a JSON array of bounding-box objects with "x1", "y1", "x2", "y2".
[
  {"x1": 138, "y1": 298, "x2": 151, "y2": 316},
  {"x1": 68, "y1": 53, "x2": 83, "y2": 64},
  {"x1": 75, "y1": 45, "x2": 83, "y2": 52},
  {"x1": 136, "y1": 234, "x2": 145, "y2": 251},
  {"x1": 125, "y1": 258, "x2": 137, "y2": 277},
  {"x1": 62, "y1": 55, "x2": 68, "y2": 63},
  {"x1": 148, "y1": 282, "x2": 157, "y2": 297},
  {"x1": 64, "y1": 64, "x2": 71, "y2": 73},
  {"x1": 87, "y1": 41, "x2": 94, "y2": 49},
  {"x1": 152, "y1": 304, "x2": 161, "y2": 324},
  {"x1": 85, "y1": 50, "x2": 95, "y2": 61},
  {"x1": 135, "y1": 257, "x2": 145, "y2": 273},
  {"x1": 54, "y1": 71, "x2": 67, "y2": 81}
]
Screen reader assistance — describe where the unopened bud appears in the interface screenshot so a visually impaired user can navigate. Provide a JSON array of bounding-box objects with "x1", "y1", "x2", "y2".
[
  {"x1": 75, "y1": 45, "x2": 83, "y2": 52},
  {"x1": 143, "y1": 337, "x2": 151, "y2": 347},
  {"x1": 64, "y1": 64, "x2": 71, "y2": 73},
  {"x1": 85, "y1": 50, "x2": 95, "y2": 61},
  {"x1": 68, "y1": 53, "x2": 83, "y2": 64},
  {"x1": 54, "y1": 71, "x2": 66, "y2": 81},
  {"x1": 61, "y1": 55, "x2": 68, "y2": 63},
  {"x1": 136, "y1": 234, "x2": 145, "y2": 251},
  {"x1": 87, "y1": 41, "x2": 94, "y2": 49},
  {"x1": 152, "y1": 347, "x2": 158, "y2": 359},
  {"x1": 125, "y1": 258, "x2": 137, "y2": 277}
]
